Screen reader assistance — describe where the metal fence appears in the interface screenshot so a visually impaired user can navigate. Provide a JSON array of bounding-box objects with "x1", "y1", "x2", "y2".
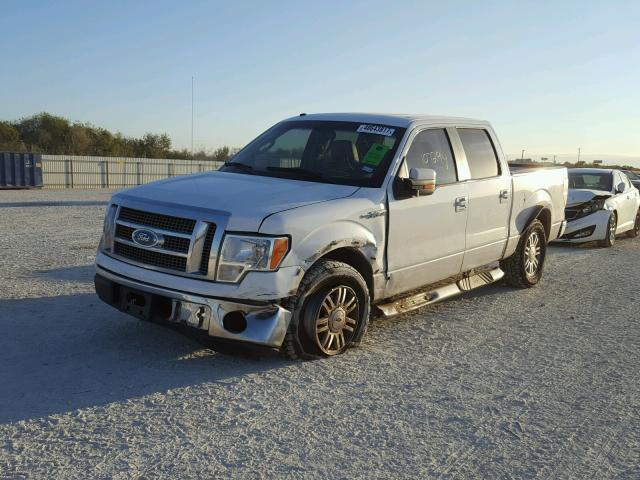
[{"x1": 41, "y1": 155, "x2": 224, "y2": 189}]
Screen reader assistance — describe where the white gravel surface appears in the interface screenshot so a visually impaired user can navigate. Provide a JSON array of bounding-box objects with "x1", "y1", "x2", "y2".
[{"x1": 1, "y1": 189, "x2": 639, "y2": 479}]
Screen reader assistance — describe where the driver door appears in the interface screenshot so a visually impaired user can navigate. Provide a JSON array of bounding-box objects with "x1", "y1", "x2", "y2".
[{"x1": 386, "y1": 128, "x2": 468, "y2": 297}]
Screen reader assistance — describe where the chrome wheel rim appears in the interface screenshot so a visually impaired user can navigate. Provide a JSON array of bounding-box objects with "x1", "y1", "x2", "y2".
[
  {"x1": 609, "y1": 216, "x2": 616, "y2": 244},
  {"x1": 523, "y1": 231, "x2": 542, "y2": 276},
  {"x1": 314, "y1": 286, "x2": 359, "y2": 355}
]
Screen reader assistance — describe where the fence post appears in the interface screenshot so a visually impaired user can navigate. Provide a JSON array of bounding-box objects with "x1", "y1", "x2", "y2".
[
  {"x1": 99, "y1": 161, "x2": 107, "y2": 188},
  {"x1": 168, "y1": 163, "x2": 174, "y2": 177}
]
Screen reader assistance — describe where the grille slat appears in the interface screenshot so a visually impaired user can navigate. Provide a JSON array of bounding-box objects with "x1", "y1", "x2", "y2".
[
  {"x1": 115, "y1": 224, "x2": 190, "y2": 253},
  {"x1": 114, "y1": 242, "x2": 187, "y2": 272},
  {"x1": 118, "y1": 206, "x2": 196, "y2": 234},
  {"x1": 199, "y1": 224, "x2": 217, "y2": 274}
]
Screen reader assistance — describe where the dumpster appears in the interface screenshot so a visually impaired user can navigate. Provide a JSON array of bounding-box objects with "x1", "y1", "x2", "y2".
[{"x1": 0, "y1": 152, "x2": 44, "y2": 189}]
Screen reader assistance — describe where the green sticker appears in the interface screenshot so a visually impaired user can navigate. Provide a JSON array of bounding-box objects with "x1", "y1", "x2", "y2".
[{"x1": 362, "y1": 144, "x2": 390, "y2": 166}]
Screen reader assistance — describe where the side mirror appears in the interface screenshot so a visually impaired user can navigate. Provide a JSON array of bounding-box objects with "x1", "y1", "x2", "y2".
[
  {"x1": 616, "y1": 182, "x2": 625, "y2": 194},
  {"x1": 409, "y1": 168, "x2": 436, "y2": 196}
]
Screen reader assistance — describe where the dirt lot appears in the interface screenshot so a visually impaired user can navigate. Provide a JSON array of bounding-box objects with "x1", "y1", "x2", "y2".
[{"x1": 1, "y1": 189, "x2": 639, "y2": 479}]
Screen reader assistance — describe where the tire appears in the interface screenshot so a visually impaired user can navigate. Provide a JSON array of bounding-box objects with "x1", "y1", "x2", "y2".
[
  {"x1": 626, "y1": 210, "x2": 640, "y2": 238},
  {"x1": 500, "y1": 219, "x2": 547, "y2": 288},
  {"x1": 282, "y1": 259, "x2": 370, "y2": 360},
  {"x1": 599, "y1": 212, "x2": 617, "y2": 247}
]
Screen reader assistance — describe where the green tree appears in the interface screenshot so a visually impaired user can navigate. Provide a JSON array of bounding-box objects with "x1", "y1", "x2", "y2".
[
  {"x1": 14, "y1": 112, "x2": 71, "y2": 153},
  {"x1": 0, "y1": 121, "x2": 22, "y2": 151}
]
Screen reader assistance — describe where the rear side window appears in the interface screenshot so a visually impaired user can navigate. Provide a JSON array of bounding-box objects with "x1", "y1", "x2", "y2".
[
  {"x1": 405, "y1": 129, "x2": 457, "y2": 185},
  {"x1": 458, "y1": 129, "x2": 500, "y2": 179}
]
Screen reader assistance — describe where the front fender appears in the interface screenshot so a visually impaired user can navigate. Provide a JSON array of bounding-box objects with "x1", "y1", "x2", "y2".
[{"x1": 293, "y1": 220, "x2": 379, "y2": 271}]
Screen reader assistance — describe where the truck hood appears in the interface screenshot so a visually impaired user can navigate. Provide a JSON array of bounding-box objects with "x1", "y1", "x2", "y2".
[
  {"x1": 114, "y1": 171, "x2": 359, "y2": 231},
  {"x1": 567, "y1": 188, "x2": 611, "y2": 206}
]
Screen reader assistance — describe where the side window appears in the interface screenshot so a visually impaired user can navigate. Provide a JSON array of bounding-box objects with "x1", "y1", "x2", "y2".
[
  {"x1": 624, "y1": 174, "x2": 633, "y2": 190},
  {"x1": 458, "y1": 129, "x2": 500, "y2": 179},
  {"x1": 405, "y1": 129, "x2": 457, "y2": 185}
]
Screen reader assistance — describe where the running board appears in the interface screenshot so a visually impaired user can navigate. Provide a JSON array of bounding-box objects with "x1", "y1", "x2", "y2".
[{"x1": 376, "y1": 267, "x2": 505, "y2": 317}]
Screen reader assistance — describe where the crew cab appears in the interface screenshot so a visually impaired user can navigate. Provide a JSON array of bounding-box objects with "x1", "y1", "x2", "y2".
[{"x1": 95, "y1": 114, "x2": 568, "y2": 358}]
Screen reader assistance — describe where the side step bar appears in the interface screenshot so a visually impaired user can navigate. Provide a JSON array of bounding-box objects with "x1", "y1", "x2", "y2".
[{"x1": 376, "y1": 267, "x2": 505, "y2": 317}]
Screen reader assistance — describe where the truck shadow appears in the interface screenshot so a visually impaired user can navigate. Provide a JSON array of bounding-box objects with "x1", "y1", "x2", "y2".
[{"x1": 0, "y1": 293, "x2": 286, "y2": 424}]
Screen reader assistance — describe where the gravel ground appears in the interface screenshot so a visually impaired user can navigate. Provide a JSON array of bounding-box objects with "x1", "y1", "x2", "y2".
[{"x1": 1, "y1": 189, "x2": 639, "y2": 479}]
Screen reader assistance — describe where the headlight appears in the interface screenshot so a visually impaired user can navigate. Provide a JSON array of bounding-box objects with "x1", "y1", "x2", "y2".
[
  {"x1": 100, "y1": 204, "x2": 118, "y2": 251},
  {"x1": 581, "y1": 198, "x2": 605, "y2": 215},
  {"x1": 217, "y1": 235, "x2": 289, "y2": 283}
]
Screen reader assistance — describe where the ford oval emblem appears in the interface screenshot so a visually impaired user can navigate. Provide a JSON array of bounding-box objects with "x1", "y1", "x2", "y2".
[{"x1": 131, "y1": 228, "x2": 163, "y2": 248}]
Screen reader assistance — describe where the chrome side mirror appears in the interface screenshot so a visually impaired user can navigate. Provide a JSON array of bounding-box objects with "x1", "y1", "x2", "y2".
[{"x1": 409, "y1": 168, "x2": 436, "y2": 196}]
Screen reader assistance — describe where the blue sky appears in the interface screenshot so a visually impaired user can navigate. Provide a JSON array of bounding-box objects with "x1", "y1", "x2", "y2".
[{"x1": 1, "y1": 0, "x2": 639, "y2": 164}]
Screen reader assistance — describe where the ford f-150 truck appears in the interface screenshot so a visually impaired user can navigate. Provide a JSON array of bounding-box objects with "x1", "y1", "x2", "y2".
[{"x1": 95, "y1": 113, "x2": 568, "y2": 358}]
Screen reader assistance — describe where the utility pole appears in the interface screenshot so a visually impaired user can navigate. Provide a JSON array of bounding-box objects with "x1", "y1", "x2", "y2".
[
  {"x1": 521, "y1": 149, "x2": 525, "y2": 160},
  {"x1": 577, "y1": 147, "x2": 581, "y2": 163},
  {"x1": 191, "y1": 76, "x2": 194, "y2": 159}
]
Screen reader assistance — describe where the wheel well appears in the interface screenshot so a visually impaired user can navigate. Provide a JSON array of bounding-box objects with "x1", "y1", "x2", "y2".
[
  {"x1": 537, "y1": 208, "x2": 551, "y2": 241},
  {"x1": 320, "y1": 247, "x2": 374, "y2": 300}
]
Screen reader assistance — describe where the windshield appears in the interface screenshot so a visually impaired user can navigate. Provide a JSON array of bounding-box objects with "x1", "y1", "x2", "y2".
[
  {"x1": 568, "y1": 171, "x2": 613, "y2": 191},
  {"x1": 222, "y1": 120, "x2": 406, "y2": 187},
  {"x1": 624, "y1": 170, "x2": 640, "y2": 181}
]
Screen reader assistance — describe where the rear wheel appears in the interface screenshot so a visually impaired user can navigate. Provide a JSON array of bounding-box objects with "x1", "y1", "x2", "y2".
[
  {"x1": 627, "y1": 210, "x2": 640, "y2": 238},
  {"x1": 500, "y1": 219, "x2": 547, "y2": 288},
  {"x1": 599, "y1": 212, "x2": 617, "y2": 247},
  {"x1": 282, "y1": 259, "x2": 370, "y2": 360}
]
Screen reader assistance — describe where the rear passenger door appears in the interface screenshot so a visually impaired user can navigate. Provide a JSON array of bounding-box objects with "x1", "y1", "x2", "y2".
[{"x1": 456, "y1": 128, "x2": 511, "y2": 271}]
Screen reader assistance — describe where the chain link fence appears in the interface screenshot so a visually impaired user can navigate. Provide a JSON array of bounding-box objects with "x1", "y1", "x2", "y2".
[{"x1": 41, "y1": 155, "x2": 224, "y2": 189}]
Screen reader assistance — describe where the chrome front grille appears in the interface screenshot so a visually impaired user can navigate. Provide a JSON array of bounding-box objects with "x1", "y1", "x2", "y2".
[
  {"x1": 107, "y1": 204, "x2": 219, "y2": 279},
  {"x1": 118, "y1": 206, "x2": 196, "y2": 234},
  {"x1": 113, "y1": 242, "x2": 188, "y2": 271}
]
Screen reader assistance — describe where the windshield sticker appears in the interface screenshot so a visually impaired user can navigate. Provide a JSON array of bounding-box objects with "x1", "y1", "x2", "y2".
[
  {"x1": 362, "y1": 143, "x2": 391, "y2": 166},
  {"x1": 357, "y1": 124, "x2": 395, "y2": 137}
]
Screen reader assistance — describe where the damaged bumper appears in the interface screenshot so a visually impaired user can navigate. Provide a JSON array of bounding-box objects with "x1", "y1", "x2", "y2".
[
  {"x1": 95, "y1": 265, "x2": 292, "y2": 348},
  {"x1": 556, "y1": 209, "x2": 610, "y2": 243}
]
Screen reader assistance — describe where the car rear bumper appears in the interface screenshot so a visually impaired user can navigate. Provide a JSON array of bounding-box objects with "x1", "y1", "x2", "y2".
[{"x1": 95, "y1": 265, "x2": 292, "y2": 348}]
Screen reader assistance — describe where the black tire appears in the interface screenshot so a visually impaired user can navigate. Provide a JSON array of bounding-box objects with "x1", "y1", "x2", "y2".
[
  {"x1": 599, "y1": 212, "x2": 617, "y2": 247},
  {"x1": 282, "y1": 259, "x2": 370, "y2": 360},
  {"x1": 500, "y1": 219, "x2": 547, "y2": 288},
  {"x1": 626, "y1": 210, "x2": 640, "y2": 238}
]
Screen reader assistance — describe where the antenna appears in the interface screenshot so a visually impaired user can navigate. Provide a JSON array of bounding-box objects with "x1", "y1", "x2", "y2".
[{"x1": 191, "y1": 76, "x2": 194, "y2": 159}]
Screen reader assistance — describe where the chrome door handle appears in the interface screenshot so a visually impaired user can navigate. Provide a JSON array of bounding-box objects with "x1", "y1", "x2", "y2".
[
  {"x1": 499, "y1": 189, "x2": 510, "y2": 200},
  {"x1": 455, "y1": 196, "x2": 467, "y2": 212}
]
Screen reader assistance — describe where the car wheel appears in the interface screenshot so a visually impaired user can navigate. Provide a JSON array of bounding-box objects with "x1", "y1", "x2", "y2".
[
  {"x1": 500, "y1": 219, "x2": 547, "y2": 288},
  {"x1": 627, "y1": 210, "x2": 640, "y2": 238},
  {"x1": 599, "y1": 212, "x2": 617, "y2": 247},
  {"x1": 282, "y1": 259, "x2": 370, "y2": 360}
]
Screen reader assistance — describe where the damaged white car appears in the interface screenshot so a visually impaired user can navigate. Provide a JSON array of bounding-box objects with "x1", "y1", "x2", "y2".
[{"x1": 559, "y1": 168, "x2": 640, "y2": 246}]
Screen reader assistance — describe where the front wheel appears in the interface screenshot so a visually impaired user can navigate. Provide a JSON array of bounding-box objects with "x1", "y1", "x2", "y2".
[
  {"x1": 282, "y1": 259, "x2": 370, "y2": 360},
  {"x1": 599, "y1": 212, "x2": 617, "y2": 247},
  {"x1": 500, "y1": 219, "x2": 547, "y2": 288}
]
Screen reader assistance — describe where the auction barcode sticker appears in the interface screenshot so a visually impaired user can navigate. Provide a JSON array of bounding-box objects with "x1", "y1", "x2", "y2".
[{"x1": 357, "y1": 124, "x2": 395, "y2": 136}]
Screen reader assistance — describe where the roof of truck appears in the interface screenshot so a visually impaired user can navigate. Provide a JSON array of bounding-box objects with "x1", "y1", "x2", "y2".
[{"x1": 283, "y1": 112, "x2": 489, "y2": 128}]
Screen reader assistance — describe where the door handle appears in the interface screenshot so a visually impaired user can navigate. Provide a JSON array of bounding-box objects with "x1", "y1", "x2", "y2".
[
  {"x1": 499, "y1": 189, "x2": 510, "y2": 200},
  {"x1": 455, "y1": 196, "x2": 467, "y2": 212}
]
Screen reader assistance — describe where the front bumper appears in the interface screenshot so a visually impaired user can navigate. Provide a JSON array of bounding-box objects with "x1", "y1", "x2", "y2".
[
  {"x1": 556, "y1": 210, "x2": 610, "y2": 243},
  {"x1": 95, "y1": 266, "x2": 292, "y2": 348}
]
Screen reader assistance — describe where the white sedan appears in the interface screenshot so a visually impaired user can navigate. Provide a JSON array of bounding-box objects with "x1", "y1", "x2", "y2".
[{"x1": 558, "y1": 168, "x2": 640, "y2": 246}]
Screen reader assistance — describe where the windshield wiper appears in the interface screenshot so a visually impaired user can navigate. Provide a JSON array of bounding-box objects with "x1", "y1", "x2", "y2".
[
  {"x1": 265, "y1": 166, "x2": 336, "y2": 184},
  {"x1": 222, "y1": 162, "x2": 254, "y2": 174}
]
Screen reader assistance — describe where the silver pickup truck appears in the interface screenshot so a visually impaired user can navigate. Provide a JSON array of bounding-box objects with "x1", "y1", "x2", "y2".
[{"x1": 95, "y1": 113, "x2": 568, "y2": 358}]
